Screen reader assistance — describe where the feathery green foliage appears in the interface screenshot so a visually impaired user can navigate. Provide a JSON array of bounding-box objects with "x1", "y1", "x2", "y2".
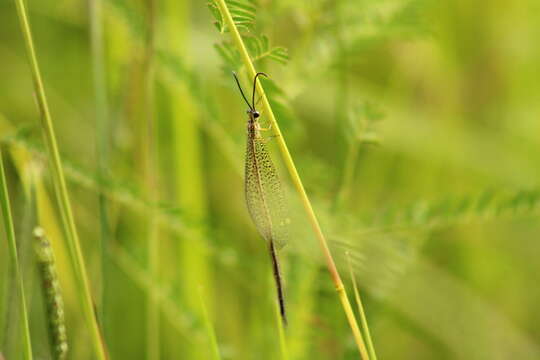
[
  {"x1": 209, "y1": 0, "x2": 289, "y2": 71},
  {"x1": 208, "y1": 0, "x2": 256, "y2": 33}
]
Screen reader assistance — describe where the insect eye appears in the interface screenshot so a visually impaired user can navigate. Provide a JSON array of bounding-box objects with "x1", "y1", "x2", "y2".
[{"x1": 253, "y1": 111, "x2": 260, "y2": 118}]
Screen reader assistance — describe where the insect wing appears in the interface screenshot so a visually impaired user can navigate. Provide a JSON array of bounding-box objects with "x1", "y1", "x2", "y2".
[{"x1": 244, "y1": 135, "x2": 288, "y2": 248}]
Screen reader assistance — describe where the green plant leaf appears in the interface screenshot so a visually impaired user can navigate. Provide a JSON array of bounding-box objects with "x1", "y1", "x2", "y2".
[{"x1": 208, "y1": 0, "x2": 256, "y2": 33}]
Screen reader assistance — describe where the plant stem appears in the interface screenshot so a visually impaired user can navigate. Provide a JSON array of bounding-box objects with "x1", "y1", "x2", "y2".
[
  {"x1": 89, "y1": 0, "x2": 111, "y2": 340},
  {"x1": 143, "y1": 0, "x2": 159, "y2": 358},
  {"x1": 334, "y1": 0, "x2": 351, "y2": 154},
  {"x1": 275, "y1": 285, "x2": 289, "y2": 360},
  {"x1": 347, "y1": 252, "x2": 378, "y2": 360},
  {"x1": 0, "y1": 149, "x2": 33, "y2": 360},
  {"x1": 12, "y1": 1, "x2": 107, "y2": 359},
  {"x1": 214, "y1": 0, "x2": 370, "y2": 358},
  {"x1": 163, "y1": 1, "x2": 212, "y2": 343},
  {"x1": 198, "y1": 287, "x2": 222, "y2": 360}
]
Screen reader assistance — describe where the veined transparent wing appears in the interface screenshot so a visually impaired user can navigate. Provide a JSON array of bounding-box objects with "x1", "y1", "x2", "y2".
[{"x1": 244, "y1": 134, "x2": 288, "y2": 248}]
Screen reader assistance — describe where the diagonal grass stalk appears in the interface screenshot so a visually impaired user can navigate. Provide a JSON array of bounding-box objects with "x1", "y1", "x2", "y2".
[
  {"x1": 12, "y1": 1, "x2": 107, "y2": 359},
  {"x1": 347, "y1": 252, "x2": 378, "y2": 360},
  {"x1": 214, "y1": 0, "x2": 370, "y2": 358},
  {"x1": 0, "y1": 147, "x2": 37, "y2": 357},
  {"x1": 198, "y1": 287, "x2": 222, "y2": 360},
  {"x1": 0, "y1": 149, "x2": 33, "y2": 360}
]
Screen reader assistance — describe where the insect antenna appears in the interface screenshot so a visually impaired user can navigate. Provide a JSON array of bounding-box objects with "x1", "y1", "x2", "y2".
[
  {"x1": 232, "y1": 72, "x2": 253, "y2": 111},
  {"x1": 251, "y1": 72, "x2": 268, "y2": 110}
]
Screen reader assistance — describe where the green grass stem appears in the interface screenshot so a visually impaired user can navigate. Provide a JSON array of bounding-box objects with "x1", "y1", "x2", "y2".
[
  {"x1": 198, "y1": 287, "x2": 222, "y2": 360},
  {"x1": 165, "y1": 0, "x2": 212, "y2": 317},
  {"x1": 346, "y1": 252, "x2": 378, "y2": 360},
  {"x1": 0, "y1": 149, "x2": 33, "y2": 360},
  {"x1": 89, "y1": 0, "x2": 111, "y2": 340},
  {"x1": 12, "y1": 0, "x2": 107, "y2": 358},
  {"x1": 142, "y1": 1, "x2": 160, "y2": 358},
  {"x1": 275, "y1": 295, "x2": 289, "y2": 360}
]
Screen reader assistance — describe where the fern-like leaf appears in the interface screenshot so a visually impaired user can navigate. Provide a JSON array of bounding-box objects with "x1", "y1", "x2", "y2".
[
  {"x1": 209, "y1": 0, "x2": 289, "y2": 70},
  {"x1": 214, "y1": 36, "x2": 289, "y2": 73},
  {"x1": 369, "y1": 189, "x2": 540, "y2": 234},
  {"x1": 208, "y1": 0, "x2": 256, "y2": 33},
  {"x1": 214, "y1": 42, "x2": 242, "y2": 71},
  {"x1": 245, "y1": 35, "x2": 289, "y2": 64}
]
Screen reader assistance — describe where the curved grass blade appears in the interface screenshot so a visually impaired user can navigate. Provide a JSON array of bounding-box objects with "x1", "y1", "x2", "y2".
[
  {"x1": 0, "y1": 149, "x2": 33, "y2": 360},
  {"x1": 346, "y1": 252, "x2": 377, "y2": 360},
  {"x1": 12, "y1": 0, "x2": 107, "y2": 356}
]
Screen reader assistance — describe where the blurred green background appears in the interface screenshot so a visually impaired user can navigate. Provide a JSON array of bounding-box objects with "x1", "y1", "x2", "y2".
[{"x1": 1, "y1": 0, "x2": 539, "y2": 359}]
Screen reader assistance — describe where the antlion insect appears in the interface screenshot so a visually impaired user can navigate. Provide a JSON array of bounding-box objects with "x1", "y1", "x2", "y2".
[
  {"x1": 233, "y1": 72, "x2": 289, "y2": 325},
  {"x1": 33, "y1": 227, "x2": 68, "y2": 360}
]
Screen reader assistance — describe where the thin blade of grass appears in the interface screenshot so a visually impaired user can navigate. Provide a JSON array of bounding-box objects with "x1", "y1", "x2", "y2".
[
  {"x1": 89, "y1": 0, "x2": 111, "y2": 342},
  {"x1": 0, "y1": 149, "x2": 33, "y2": 360},
  {"x1": 197, "y1": 287, "x2": 222, "y2": 360},
  {"x1": 346, "y1": 252, "x2": 377, "y2": 360},
  {"x1": 274, "y1": 283, "x2": 289, "y2": 360},
  {"x1": 11, "y1": 0, "x2": 107, "y2": 358},
  {"x1": 141, "y1": 0, "x2": 160, "y2": 356}
]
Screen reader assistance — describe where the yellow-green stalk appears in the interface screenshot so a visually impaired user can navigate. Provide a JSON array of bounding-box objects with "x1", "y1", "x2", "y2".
[
  {"x1": 89, "y1": 0, "x2": 111, "y2": 339},
  {"x1": 142, "y1": 0, "x2": 160, "y2": 358},
  {"x1": 347, "y1": 252, "x2": 378, "y2": 360},
  {"x1": 198, "y1": 287, "x2": 222, "y2": 360},
  {"x1": 163, "y1": 0, "x2": 211, "y2": 318},
  {"x1": 214, "y1": 1, "x2": 370, "y2": 358},
  {"x1": 275, "y1": 292, "x2": 289, "y2": 360},
  {"x1": 11, "y1": 0, "x2": 107, "y2": 358}
]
